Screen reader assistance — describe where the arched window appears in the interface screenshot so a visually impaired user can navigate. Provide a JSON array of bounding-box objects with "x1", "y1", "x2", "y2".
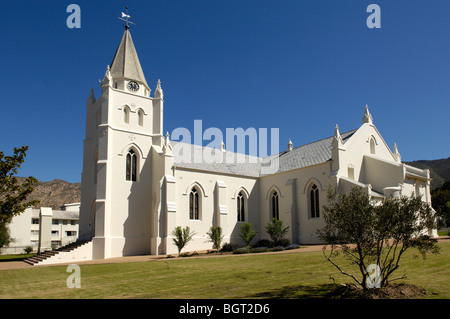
[
  {"x1": 138, "y1": 109, "x2": 144, "y2": 126},
  {"x1": 310, "y1": 184, "x2": 320, "y2": 218},
  {"x1": 189, "y1": 187, "x2": 200, "y2": 220},
  {"x1": 126, "y1": 149, "x2": 137, "y2": 181},
  {"x1": 124, "y1": 106, "x2": 130, "y2": 124},
  {"x1": 370, "y1": 138, "x2": 376, "y2": 154},
  {"x1": 237, "y1": 191, "x2": 245, "y2": 222},
  {"x1": 271, "y1": 191, "x2": 279, "y2": 220}
]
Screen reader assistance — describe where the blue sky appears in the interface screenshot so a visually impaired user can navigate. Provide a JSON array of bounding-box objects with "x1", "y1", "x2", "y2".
[{"x1": 1, "y1": 0, "x2": 449, "y2": 183}]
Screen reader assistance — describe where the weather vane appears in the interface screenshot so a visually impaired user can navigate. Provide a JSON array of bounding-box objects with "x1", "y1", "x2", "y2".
[{"x1": 118, "y1": 7, "x2": 135, "y2": 28}]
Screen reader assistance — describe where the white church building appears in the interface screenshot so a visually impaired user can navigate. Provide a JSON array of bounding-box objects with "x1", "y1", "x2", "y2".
[{"x1": 39, "y1": 26, "x2": 436, "y2": 264}]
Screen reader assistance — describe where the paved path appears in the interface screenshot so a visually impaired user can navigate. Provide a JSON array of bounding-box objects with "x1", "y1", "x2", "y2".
[{"x1": 1, "y1": 237, "x2": 448, "y2": 271}]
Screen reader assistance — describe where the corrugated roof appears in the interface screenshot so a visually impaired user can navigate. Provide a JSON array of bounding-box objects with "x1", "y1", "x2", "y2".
[
  {"x1": 31, "y1": 210, "x2": 79, "y2": 220},
  {"x1": 171, "y1": 129, "x2": 357, "y2": 177},
  {"x1": 273, "y1": 129, "x2": 356, "y2": 174}
]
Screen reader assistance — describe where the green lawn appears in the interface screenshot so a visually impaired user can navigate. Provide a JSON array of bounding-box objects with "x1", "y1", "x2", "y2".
[{"x1": 0, "y1": 242, "x2": 448, "y2": 299}]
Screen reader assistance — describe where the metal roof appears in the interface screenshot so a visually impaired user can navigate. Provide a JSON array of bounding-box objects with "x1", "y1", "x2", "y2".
[{"x1": 171, "y1": 129, "x2": 357, "y2": 177}]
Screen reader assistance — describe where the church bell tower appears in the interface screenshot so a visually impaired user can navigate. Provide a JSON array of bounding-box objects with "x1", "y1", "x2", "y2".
[{"x1": 79, "y1": 22, "x2": 165, "y2": 259}]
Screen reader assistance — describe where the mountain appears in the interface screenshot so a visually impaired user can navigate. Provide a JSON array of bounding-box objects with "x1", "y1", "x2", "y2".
[
  {"x1": 18, "y1": 178, "x2": 81, "y2": 210},
  {"x1": 405, "y1": 157, "x2": 450, "y2": 189}
]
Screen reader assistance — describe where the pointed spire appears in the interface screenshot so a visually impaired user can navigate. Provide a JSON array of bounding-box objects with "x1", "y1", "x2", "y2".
[
  {"x1": 287, "y1": 139, "x2": 293, "y2": 151},
  {"x1": 220, "y1": 140, "x2": 226, "y2": 152},
  {"x1": 110, "y1": 27, "x2": 149, "y2": 90},
  {"x1": 362, "y1": 104, "x2": 373, "y2": 124},
  {"x1": 87, "y1": 88, "x2": 96, "y2": 104},
  {"x1": 393, "y1": 143, "x2": 401, "y2": 163},
  {"x1": 154, "y1": 79, "x2": 163, "y2": 99},
  {"x1": 165, "y1": 131, "x2": 170, "y2": 144},
  {"x1": 101, "y1": 65, "x2": 112, "y2": 87},
  {"x1": 163, "y1": 131, "x2": 172, "y2": 155}
]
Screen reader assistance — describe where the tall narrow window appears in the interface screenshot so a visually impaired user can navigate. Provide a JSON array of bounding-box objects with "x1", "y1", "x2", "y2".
[
  {"x1": 370, "y1": 138, "x2": 376, "y2": 154},
  {"x1": 237, "y1": 192, "x2": 245, "y2": 222},
  {"x1": 310, "y1": 184, "x2": 320, "y2": 218},
  {"x1": 138, "y1": 109, "x2": 144, "y2": 126},
  {"x1": 189, "y1": 188, "x2": 200, "y2": 220},
  {"x1": 124, "y1": 106, "x2": 130, "y2": 124},
  {"x1": 271, "y1": 191, "x2": 279, "y2": 220},
  {"x1": 126, "y1": 149, "x2": 137, "y2": 181}
]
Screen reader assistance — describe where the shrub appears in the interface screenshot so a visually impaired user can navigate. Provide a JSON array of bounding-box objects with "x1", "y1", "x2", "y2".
[
  {"x1": 233, "y1": 247, "x2": 250, "y2": 254},
  {"x1": 220, "y1": 242, "x2": 235, "y2": 252},
  {"x1": 24, "y1": 246, "x2": 33, "y2": 254},
  {"x1": 239, "y1": 222, "x2": 257, "y2": 246},
  {"x1": 250, "y1": 247, "x2": 270, "y2": 253},
  {"x1": 252, "y1": 239, "x2": 273, "y2": 248},
  {"x1": 275, "y1": 238, "x2": 291, "y2": 247},
  {"x1": 179, "y1": 251, "x2": 199, "y2": 258},
  {"x1": 265, "y1": 218, "x2": 289, "y2": 244}
]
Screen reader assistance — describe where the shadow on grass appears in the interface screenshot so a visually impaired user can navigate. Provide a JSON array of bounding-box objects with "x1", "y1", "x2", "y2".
[{"x1": 248, "y1": 284, "x2": 338, "y2": 299}]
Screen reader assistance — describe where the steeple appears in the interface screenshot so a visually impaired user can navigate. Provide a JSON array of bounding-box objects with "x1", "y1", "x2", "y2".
[{"x1": 110, "y1": 26, "x2": 150, "y2": 91}]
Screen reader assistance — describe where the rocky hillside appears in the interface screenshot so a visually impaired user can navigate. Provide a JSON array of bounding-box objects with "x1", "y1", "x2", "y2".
[
  {"x1": 18, "y1": 178, "x2": 81, "y2": 210},
  {"x1": 405, "y1": 157, "x2": 450, "y2": 189}
]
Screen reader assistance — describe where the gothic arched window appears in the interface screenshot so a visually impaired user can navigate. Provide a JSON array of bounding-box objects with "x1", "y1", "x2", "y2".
[
  {"x1": 124, "y1": 106, "x2": 130, "y2": 124},
  {"x1": 237, "y1": 191, "x2": 245, "y2": 222},
  {"x1": 271, "y1": 191, "x2": 279, "y2": 220},
  {"x1": 310, "y1": 184, "x2": 320, "y2": 218},
  {"x1": 189, "y1": 187, "x2": 200, "y2": 220},
  {"x1": 126, "y1": 149, "x2": 137, "y2": 181},
  {"x1": 370, "y1": 138, "x2": 376, "y2": 154},
  {"x1": 138, "y1": 109, "x2": 144, "y2": 126}
]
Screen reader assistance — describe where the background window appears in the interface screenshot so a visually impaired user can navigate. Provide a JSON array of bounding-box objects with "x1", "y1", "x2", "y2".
[
  {"x1": 237, "y1": 192, "x2": 245, "y2": 222},
  {"x1": 271, "y1": 191, "x2": 279, "y2": 220},
  {"x1": 126, "y1": 149, "x2": 137, "y2": 181},
  {"x1": 189, "y1": 188, "x2": 200, "y2": 220},
  {"x1": 310, "y1": 184, "x2": 320, "y2": 218}
]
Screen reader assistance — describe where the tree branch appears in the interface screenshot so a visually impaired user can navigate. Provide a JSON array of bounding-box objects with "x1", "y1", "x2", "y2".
[{"x1": 322, "y1": 246, "x2": 362, "y2": 286}]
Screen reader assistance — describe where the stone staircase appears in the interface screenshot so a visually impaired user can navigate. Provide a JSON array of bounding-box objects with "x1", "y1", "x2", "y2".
[{"x1": 24, "y1": 240, "x2": 90, "y2": 266}]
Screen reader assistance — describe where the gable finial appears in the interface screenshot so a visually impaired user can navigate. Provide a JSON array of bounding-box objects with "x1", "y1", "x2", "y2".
[
  {"x1": 393, "y1": 143, "x2": 401, "y2": 163},
  {"x1": 362, "y1": 104, "x2": 373, "y2": 124},
  {"x1": 332, "y1": 124, "x2": 343, "y2": 148}
]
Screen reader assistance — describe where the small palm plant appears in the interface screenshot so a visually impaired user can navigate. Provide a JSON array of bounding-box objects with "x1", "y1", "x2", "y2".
[
  {"x1": 206, "y1": 226, "x2": 224, "y2": 251},
  {"x1": 172, "y1": 226, "x2": 196, "y2": 256},
  {"x1": 239, "y1": 222, "x2": 258, "y2": 247}
]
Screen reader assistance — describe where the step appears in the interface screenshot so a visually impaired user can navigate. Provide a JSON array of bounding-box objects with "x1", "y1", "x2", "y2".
[{"x1": 23, "y1": 240, "x2": 91, "y2": 266}]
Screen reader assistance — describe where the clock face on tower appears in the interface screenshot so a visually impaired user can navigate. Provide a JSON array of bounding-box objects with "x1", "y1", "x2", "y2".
[{"x1": 127, "y1": 81, "x2": 140, "y2": 92}]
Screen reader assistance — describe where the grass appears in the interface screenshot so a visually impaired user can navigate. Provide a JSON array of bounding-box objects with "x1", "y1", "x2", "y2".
[{"x1": 0, "y1": 242, "x2": 448, "y2": 299}]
